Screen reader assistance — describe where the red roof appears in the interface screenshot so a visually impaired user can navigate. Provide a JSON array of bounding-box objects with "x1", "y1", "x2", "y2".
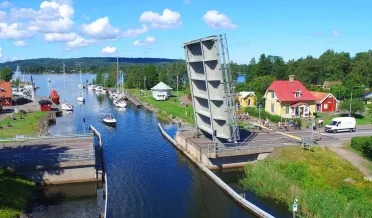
[
  {"x1": 0, "y1": 80, "x2": 12, "y2": 98},
  {"x1": 309, "y1": 91, "x2": 337, "y2": 103},
  {"x1": 290, "y1": 102, "x2": 308, "y2": 108},
  {"x1": 267, "y1": 80, "x2": 316, "y2": 102}
]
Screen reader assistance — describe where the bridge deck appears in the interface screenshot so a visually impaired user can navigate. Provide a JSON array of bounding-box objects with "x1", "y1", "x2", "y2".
[{"x1": 0, "y1": 135, "x2": 97, "y2": 184}]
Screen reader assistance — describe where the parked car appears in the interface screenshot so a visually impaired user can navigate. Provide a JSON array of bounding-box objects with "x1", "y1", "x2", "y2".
[{"x1": 324, "y1": 117, "x2": 356, "y2": 133}]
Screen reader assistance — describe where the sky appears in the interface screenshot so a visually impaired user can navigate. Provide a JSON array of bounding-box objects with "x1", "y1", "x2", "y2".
[{"x1": 0, "y1": 0, "x2": 371, "y2": 64}]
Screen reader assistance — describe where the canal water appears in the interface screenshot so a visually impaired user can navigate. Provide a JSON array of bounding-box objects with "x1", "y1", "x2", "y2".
[{"x1": 26, "y1": 74, "x2": 290, "y2": 217}]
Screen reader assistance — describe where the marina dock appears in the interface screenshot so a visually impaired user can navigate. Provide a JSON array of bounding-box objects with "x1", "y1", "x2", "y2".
[{"x1": 125, "y1": 93, "x2": 142, "y2": 107}]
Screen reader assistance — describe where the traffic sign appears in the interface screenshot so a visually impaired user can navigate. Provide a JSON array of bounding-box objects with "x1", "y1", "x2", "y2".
[{"x1": 293, "y1": 203, "x2": 298, "y2": 212}]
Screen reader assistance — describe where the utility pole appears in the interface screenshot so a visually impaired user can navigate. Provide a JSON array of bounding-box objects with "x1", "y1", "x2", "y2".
[
  {"x1": 177, "y1": 73, "x2": 179, "y2": 96},
  {"x1": 349, "y1": 90, "x2": 353, "y2": 117}
]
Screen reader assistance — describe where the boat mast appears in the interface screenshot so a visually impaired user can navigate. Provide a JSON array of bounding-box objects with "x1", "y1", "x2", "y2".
[
  {"x1": 79, "y1": 63, "x2": 83, "y2": 97},
  {"x1": 63, "y1": 62, "x2": 66, "y2": 101},
  {"x1": 116, "y1": 57, "x2": 119, "y2": 92}
]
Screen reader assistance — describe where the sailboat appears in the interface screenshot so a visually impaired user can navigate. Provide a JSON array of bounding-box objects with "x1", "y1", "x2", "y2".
[
  {"x1": 61, "y1": 63, "x2": 74, "y2": 111},
  {"x1": 76, "y1": 65, "x2": 85, "y2": 103},
  {"x1": 114, "y1": 57, "x2": 127, "y2": 108}
]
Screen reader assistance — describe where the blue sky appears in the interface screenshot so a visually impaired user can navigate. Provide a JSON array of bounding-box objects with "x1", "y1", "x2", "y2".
[{"x1": 0, "y1": 0, "x2": 371, "y2": 64}]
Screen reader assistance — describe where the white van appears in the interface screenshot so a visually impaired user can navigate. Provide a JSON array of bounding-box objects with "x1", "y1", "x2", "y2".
[{"x1": 325, "y1": 117, "x2": 356, "y2": 133}]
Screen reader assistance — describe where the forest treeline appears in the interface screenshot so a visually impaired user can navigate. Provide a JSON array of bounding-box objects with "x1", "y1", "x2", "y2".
[{"x1": 0, "y1": 57, "x2": 178, "y2": 74}]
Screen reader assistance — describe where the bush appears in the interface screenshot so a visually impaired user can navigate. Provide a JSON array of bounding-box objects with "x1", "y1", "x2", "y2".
[
  {"x1": 351, "y1": 136, "x2": 372, "y2": 159},
  {"x1": 244, "y1": 107, "x2": 302, "y2": 126}
]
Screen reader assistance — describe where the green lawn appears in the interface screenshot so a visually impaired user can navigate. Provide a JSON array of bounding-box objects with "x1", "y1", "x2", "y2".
[
  {"x1": 127, "y1": 89, "x2": 195, "y2": 124},
  {"x1": 240, "y1": 147, "x2": 372, "y2": 218},
  {"x1": 0, "y1": 112, "x2": 48, "y2": 138},
  {"x1": 318, "y1": 113, "x2": 372, "y2": 125},
  {"x1": 0, "y1": 168, "x2": 35, "y2": 218}
]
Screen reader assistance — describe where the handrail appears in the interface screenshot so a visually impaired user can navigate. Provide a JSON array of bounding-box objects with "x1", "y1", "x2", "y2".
[{"x1": 104, "y1": 174, "x2": 109, "y2": 218}]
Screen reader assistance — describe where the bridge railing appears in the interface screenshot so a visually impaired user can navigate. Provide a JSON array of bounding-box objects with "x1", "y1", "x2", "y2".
[{"x1": 203, "y1": 138, "x2": 299, "y2": 156}]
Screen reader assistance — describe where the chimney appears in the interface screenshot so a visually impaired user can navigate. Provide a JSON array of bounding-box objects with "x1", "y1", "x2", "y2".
[{"x1": 289, "y1": 75, "x2": 295, "y2": 83}]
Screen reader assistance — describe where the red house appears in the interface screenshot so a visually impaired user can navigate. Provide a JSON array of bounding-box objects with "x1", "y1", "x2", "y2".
[
  {"x1": 0, "y1": 80, "x2": 12, "y2": 106},
  {"x1": 310, "y1": 91, "x2": 339, "y2": 112}
]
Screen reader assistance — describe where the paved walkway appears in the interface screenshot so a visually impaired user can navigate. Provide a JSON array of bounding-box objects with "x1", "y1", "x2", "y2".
[{"x1": 320, "y1": 141, "x2": 372, "y2": 177}]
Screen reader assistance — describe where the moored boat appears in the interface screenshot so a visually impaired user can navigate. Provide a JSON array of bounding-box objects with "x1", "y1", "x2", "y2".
[{"x1": 50, "y1": 89, "x2": 60, "y2": 105}]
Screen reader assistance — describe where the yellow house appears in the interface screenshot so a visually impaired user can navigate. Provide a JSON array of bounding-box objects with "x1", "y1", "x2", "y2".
[
  {"x1": 237, "y1": 91, "x2": 256, "y2": 107},
  {"x1": 264, "y1": 75, "x2": 316, "y2": 118}
]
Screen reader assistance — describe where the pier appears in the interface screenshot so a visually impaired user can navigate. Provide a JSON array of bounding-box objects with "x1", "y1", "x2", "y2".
[{"x1": 125, "y1": 92, "x2": 142, "y2": 107}]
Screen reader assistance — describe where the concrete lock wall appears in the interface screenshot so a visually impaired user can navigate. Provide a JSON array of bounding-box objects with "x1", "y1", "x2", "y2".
[{"x1": 175, "y1": 132, "x2": 213, "y2": 167}]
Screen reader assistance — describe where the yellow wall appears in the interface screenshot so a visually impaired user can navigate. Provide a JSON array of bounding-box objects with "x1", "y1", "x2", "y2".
[
  {"x1": 264, "y1": 91, "x2": 281, "y2": 116},
  {"x1": 238, "y1": 95, "x2": 256, "y2": 107},
  {"x1": 265, "y1": 90, "x2": 316, "y2": 117}
]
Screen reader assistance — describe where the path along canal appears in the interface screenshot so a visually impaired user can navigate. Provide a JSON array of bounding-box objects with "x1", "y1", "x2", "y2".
[{"x1": 26, "y1": 74, "x2": 290, "y2": 217}]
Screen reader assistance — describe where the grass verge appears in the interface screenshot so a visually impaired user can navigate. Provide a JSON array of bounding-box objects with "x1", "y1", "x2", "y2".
[
  {"x1": 127, "y1": 89, "x2": 195, "y2": 124},
  {"x1": 0, "y1": 112, "x2": 48, "y2": 138},
  {"x1": 240, "y1": 147, "x2": 372, "y2": 218},
  {"x1": 0, "y1": 168, "x2": 35, "y2": 218}
]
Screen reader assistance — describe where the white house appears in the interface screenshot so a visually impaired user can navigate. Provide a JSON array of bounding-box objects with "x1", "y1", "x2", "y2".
[{"x1": 151, "y1": 82, "x2": 173, "y2": 101}]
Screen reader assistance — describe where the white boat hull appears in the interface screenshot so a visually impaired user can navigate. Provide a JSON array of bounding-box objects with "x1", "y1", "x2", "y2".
[
  {"x1": 61, "y1": 103, "x2": 74, "y2": 111},
  {"x1": 77, "y1": 96, "x2": 85, "y2": 102},
  {"x1": 103, "y1": 118, "x2": 116, "y2": 125}
]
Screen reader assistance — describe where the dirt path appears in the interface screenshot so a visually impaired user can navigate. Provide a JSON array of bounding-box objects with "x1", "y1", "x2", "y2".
[
  {"x1": 179, "y1": 95, "x2": 191, "y2": 105},
  {"x1": 322, "y1": 141, "x2": 372, "y2": 176}
]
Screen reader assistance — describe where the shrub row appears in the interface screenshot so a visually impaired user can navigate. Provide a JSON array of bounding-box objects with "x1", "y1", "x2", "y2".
[
  {"x1": 351, "y1": 136, "x2": 372, "y2": 159},
  {"x1": 244, "y1": 107, "x2": 302, "y2": 126}
]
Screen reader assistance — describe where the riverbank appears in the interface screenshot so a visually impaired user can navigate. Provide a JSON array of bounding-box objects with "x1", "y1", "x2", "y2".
[
  {"x1": 0, "y1": 112, "x2": 48, "y2": 138},
  {"x1": 0, "y1": 168, "x2": 35, "y2": 218},
  {"x1": 240, "y1": 146, "x2": 372, "y2": 217},
  {"x1": 126, "y1": 89, "x2": 194, "y2": 125}
]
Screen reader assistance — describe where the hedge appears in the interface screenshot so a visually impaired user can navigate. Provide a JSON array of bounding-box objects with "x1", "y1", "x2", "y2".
[
  {"x1": 351, "y1": 136, "x2": 372, "y2": 159},
  {"x1": 244, "y1": 107, "x2": 302, "y2": 126}
]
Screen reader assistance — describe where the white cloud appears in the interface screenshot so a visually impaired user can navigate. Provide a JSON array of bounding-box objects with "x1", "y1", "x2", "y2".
[
  {"x1": 332, "y1": 30, "x2": 341, "y2": 37},
  {"x1": 184, "y1": 0, "x2": 192, "y2": 4},
  {"x1": 0, "y1": 1, "x2": 12, "y2": 9},
  {"x1": 0, "y1": 47, "x2": 2, "y2": 58},
  {"x1": 66, "y1": 36, "x2": 95, "y2": 50},
  {"x1": 44, "y1": 32, "x2": 77, "y2": 42},
  {"x1": 202, "y1": 10, "x2": 237, "y2": 29},
  {"x1": 0, "y1": 22, "x2": 33, "y2": 39},
  {"x1": 133, "y1": 36, "x2": 155, "y2": 46},
  {"x1": 10, "y1": 1, "x2": 74, "y2": 33},
  {"x1": 122, "y1": 24, "x2": 148, "y2": 37},
  {"x1": 139, "y1": 9, "x2": 181, "y2": 28},
  {"x1": 14, "y1": 40, "x2": 27, "y2": 46},
  {"x1": 81, "y1": 17, "x2": 119, "y2": 39},
  {"x1": 0, "y1": 10, "x2": 6, "y2": 21},
  {"x1": 101, "y1": 46, "x2": 117, "y2": 54}
]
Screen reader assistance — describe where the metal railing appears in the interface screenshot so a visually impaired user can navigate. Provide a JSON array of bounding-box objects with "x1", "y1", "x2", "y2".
[
  {"x1": 203, "y1": 138, "x2": 299, "y2": 156},
  {"x1": 104, "y1": 174, "x2": 109, "y2": 218}
]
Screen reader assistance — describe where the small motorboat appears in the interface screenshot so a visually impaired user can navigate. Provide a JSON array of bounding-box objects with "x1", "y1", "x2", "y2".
[
  {"x1": 87, "y1": 85, "x2": 96, "y2": 91},
  {"x1": 76, "y1": 93, "x2": 85, "y2": 102},
  {"x1": 103, "y1": 114, "x2": 116, "y2": 125},
  {"x1": 61, "y1": 102, "x2": 74, "y2": 111},
  {"x1": 96, "y1": 86, "x2": 105, "y2": 94}
]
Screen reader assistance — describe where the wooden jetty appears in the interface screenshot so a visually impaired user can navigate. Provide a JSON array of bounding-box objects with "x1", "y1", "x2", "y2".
[{"x1": 125, "y1": 93, "x2": 142, "y2": 107}]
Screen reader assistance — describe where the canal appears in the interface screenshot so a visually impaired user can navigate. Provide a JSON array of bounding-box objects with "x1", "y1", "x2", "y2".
[{"x1": 26, "y1": 74, "x2": 290, "y2": 217}]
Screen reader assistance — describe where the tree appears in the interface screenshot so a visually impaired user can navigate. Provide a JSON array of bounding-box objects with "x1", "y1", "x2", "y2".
[
  {"x1": 339, "y1": 99, "x2": 365, "y2": 115},
  {"x1": 0, "y1": 67, "x2": 14, "y2": 81},
  {"x1": 142, "y1": 64, "x2": 158, "y2": 89},
  {"x1": 366, "y1": 104, "x2": 372, "y2": 120},
  {"x1": 14, "y1": 78, "x2": 20, "y2": 86}
]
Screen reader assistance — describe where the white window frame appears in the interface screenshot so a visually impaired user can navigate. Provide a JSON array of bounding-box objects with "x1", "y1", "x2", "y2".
[
  {"x1": 324, "y1": 104, "x2": 328, "y2": 109},
  {"x1": 295, "y1": 90, "x2": 301, "y2": 98},
  {"x1": 271, "y1": 103, "x2": 274, "y2": 113},
  {"x1": 285, "y1": 105, "x2": 290, "y2": 114}
]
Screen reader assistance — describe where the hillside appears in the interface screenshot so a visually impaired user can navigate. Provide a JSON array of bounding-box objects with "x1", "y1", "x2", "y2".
[{"x1": 0, "y1": 57, "x2": 178, "y2": 74}]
